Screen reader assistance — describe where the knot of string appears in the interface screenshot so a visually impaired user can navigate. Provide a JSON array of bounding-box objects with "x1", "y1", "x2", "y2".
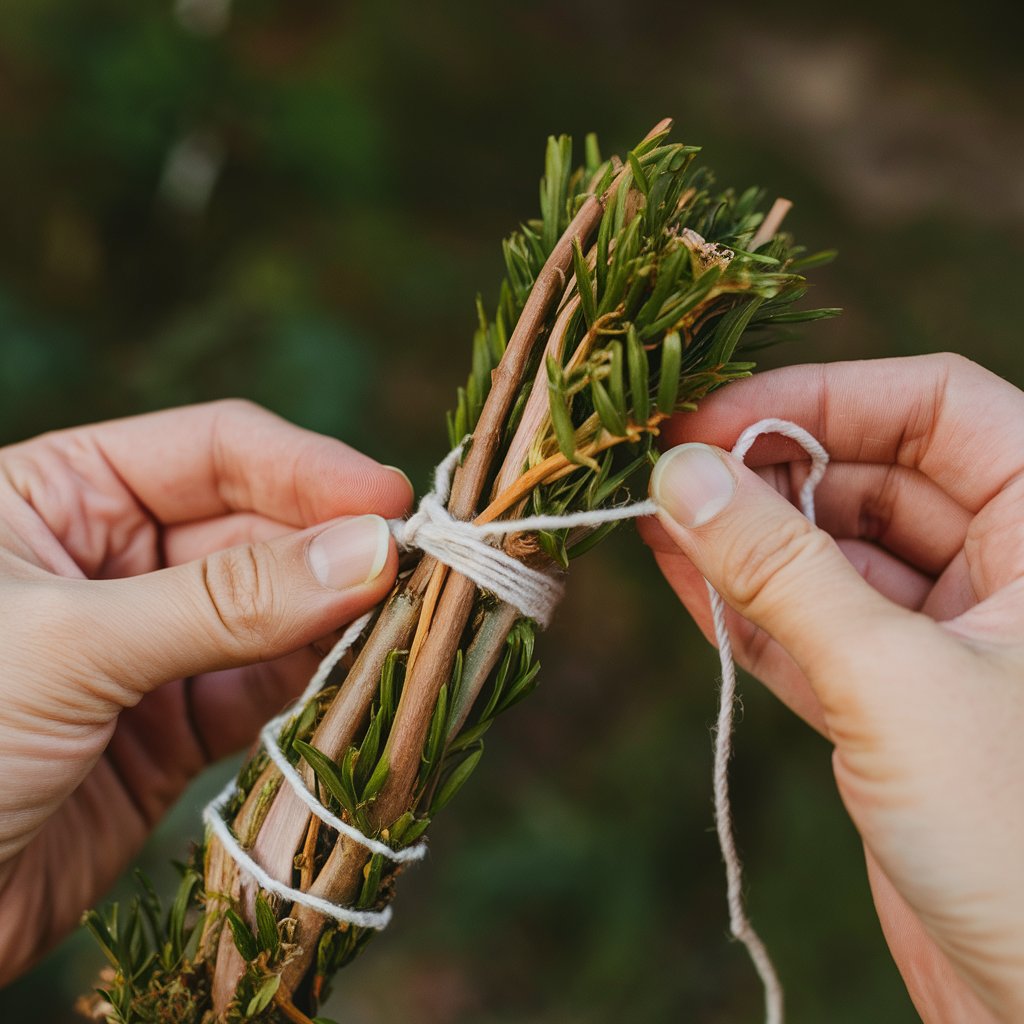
[
  {"x1": 204, "y1": 417, "x2": 829, "y2": 1009},
  {"x1": 389, "y1": 442, "x2": 657, "y2": 627}
]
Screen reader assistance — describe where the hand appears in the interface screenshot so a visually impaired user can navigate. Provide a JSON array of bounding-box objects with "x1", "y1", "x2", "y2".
[
  {"x1": 0, "y1": 400, "x2": 412, "y2": 983},
  {"x1": 641, "y1": 354, "x2": 1024, "y2": 1023}
]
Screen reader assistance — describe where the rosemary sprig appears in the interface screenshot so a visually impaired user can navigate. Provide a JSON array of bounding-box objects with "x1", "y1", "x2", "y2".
[{"x1": 82, "y1": 120, "x2": 837, "y2": 1024}]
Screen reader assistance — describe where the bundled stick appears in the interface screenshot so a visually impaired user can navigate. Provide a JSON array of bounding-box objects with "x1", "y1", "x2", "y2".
[{"x1": 82, "y1": 119, "x2": 837, "y2": 1024}]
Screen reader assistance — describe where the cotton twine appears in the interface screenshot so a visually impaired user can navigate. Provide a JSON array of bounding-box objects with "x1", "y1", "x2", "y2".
[{"x1": 205, "y1": 418, "x2": 828, "y2": 1023}]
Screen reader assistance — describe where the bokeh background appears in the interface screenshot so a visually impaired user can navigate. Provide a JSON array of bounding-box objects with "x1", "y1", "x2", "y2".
[{"x1": 2, "y1": 2, "x2": 1022, "y2": 1021}]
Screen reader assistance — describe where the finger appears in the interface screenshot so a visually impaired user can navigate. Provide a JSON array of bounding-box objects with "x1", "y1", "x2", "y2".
[
  {"x1": 18, "y1": 399, "x2": 414, "y2": 528},
  {"x1": 836, "y1": 539, "x2": 935, "y2": 610},
  {"x1": 187, "y1": 645, "x2": 325, "y2": 762},
  {"x1": 642, "y1": 515, "x2": 935, "y2": 621},
  {"x1": 77, "y1": 513, "x2": 297, "y2": 580},
  {"x1": 959, "y1": 474, "x2": 1024, "y2": 602},
  {"x1": 651, "y1": 538, "x2": 933, "y2": 735},
  {"x1": 641, "y1": 458, "x2": 968, "y2": 577},
  {"x1": 105, "y1": 640, "x2": 339, "y2": 821},
  {"x1": 915, "y1": 470, "x2": 1024, "y2": 629},
  {"x1": 648, "y1": 442, "x2": 934, "y2": 719},
  {"x1": 162, "y1": 513, "x2": 295, "y2": 567},
  {"x1": 48, "y1": 514, "x2": 397, "y2": 705},
  {"x1": 652, "y1": 546, "x2": 828, "y2": 732},
  {"x1": 755, "y1": 460, "x2": 969, "y2": 577},
  {"x1": 921, "y1": 550, "x2": 977, "y2": 622},
  {"x1": 661, "y1": 355, "x2": 1024, "y2": 510}
]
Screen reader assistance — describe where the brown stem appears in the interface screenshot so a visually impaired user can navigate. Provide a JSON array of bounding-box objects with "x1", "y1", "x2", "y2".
[
  {"x1": 492, "y1": 163, "x2": 647, "y2": 502},
  {"x1": 297, "y1": 817, "x2": 320, "y2": 892},
  {"x1": 491, "y1": 292, "x2": 581, "y2": 498},
  {"x1": 222, "y1": 120, "x2": 673, "y2": 1011},
  {"x1": 749, "y1": 197, "x2": 792, "y2": 250},
  {"x1": 209, "y1": 580, "x2": 425, "y2": 1014},
  {"x1": 445, "y1": 601, "x2": 522, "y2": 740},
  {"x1": 273, "y1": 991, "x2": 318, "y2": 1024},
  {"x1": 199, "y1": 770, "x2": 282, "y2": 962},
  {"x1": 406, "y1": 563, "x2": 448, "y2": 676},
  {"x1": 278, "y1": 833, "x2": 368, "y2": 995},
  {"x1": 369, "y1": 181, "x2": 636, "y2": 809},
  {"x1": 363, "y1": 124, "x2": 672, "y2": 827}
]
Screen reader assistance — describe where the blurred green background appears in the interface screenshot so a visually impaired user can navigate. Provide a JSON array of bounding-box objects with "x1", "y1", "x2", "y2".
[{"x1": 1, "y1": 2, "x2": 1021, "y2": 1021}]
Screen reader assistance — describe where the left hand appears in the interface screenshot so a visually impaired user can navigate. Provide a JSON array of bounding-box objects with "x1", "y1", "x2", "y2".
[{"x1": 0, "y1": 400, "x2": 412, "y2": 983}]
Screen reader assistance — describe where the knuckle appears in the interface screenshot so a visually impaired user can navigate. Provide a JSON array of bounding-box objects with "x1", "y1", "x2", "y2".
[
  {"x1": 199, "y1": 544, "x2": 279, "y2": 655},
  {"x1": 928, "y1": 351, "x2": 974, "y2": 376},
  {"x1": 722, "y1": 516, "x2": 831, "y2": 616},
  {"x1": 209, "y1": 396, "x2": 265, "y2": 419},
  {"x1": 859, "y1": 462, "x2": 902, "y2": 541},
  {"x1": 741, "y1": 623, "x2": 775, "y2": 678}
]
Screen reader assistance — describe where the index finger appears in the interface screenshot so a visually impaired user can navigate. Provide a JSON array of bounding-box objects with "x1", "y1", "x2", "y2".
[
  {"x1": 79, "y1": 399, "x2": 413, "y2": 526},
  {"x1": 664, "y1": 354, "x2": 1024, "y2": 512}
]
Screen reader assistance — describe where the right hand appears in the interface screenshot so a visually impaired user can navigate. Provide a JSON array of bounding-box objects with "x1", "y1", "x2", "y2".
[{"x1": 642, "y1": 354, "x2": 1024, "y2": 1022}]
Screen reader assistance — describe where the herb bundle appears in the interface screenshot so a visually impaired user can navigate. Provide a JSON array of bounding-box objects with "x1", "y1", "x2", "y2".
[{"x1": 82, "y1": 119, "x2": 837, "y2": 1024}]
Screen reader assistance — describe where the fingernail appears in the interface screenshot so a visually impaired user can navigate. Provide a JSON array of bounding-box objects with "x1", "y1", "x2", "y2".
[
  {"x1": 383, "y1": 464, "x2": 414, "y2": 494},
  {"x1": 308, "y1": 515, "x2": 391, "y2": 590},
  {"x1": 650, "y1": 444, "x2": 737, "y2": 527}
]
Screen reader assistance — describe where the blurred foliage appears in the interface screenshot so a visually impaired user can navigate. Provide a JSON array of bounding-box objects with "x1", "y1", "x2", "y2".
[{"x1": 0, "y1": 2, "x2": 1021, "y2": 1022}]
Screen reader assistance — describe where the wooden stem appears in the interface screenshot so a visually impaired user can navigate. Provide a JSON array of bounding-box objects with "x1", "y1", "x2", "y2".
[
  {"x1": 214, "y1": 119, "x2": 673, "y2": 1012},
  {"x1": 208, "y1": 582, "x2": 425, "y2": 1013},
  {"x1": 273, "y1": 991, "x2": 318, "y2": 1024},
  {"x1": 749, "y1": 197, "x2": 792, "y2": 250}
]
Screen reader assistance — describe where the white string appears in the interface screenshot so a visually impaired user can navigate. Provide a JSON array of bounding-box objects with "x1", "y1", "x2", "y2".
[
  {"x1": 204, "y1": 418, "x2": 829, "y2": 989},
  {"x1": 202, "y1": 612, "x2": 425, "y2": 929},
  {"x1": 203, "y1": 776, "x2": 395, "y2": 929},
  {"x1": 708, "y1": 418, "x2": 828, "y2": 1024},
  {"x1": 256, "y1": 610, "x2": 426, "y2": 866}
]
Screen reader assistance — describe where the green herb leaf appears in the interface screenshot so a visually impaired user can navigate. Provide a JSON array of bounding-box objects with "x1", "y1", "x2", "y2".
[
  {"x1": 225, "y1": 909, "x2": 258, "y2": 963},
  {"x1": 787, "y1": 248, "x2": 837, "y2": 272},
  {"x1": 626, "y1": 325, "x2": 650, "y2": 423},
  {"x1": 591, "y1": 376, "x2": 626, "y2": 437},
  {"x1": 294, "y1": 740, "x2": 356, "y2": 816},
  {"x1": 627, "y1": 150, "x2": 650, "y2": 196},
  {"x1": 357, "y1": 854, "x2": 385, "y2": 909},
  {"x1": 168, "y1": 869, "x2": 200, "y2": 962},
  {"x1": 431, "y1": 745, "x2": 485, "y2": 814},
  {"x1": 547, "y1": 356, "x2": 578, "y2": 461},
  {"x1": 757, "y1": 307, "x2": 842, "y2": 324},
  {"x1": 254, "y1": 893, "x2": 280, "y2": 959},
  {"x1": 246, "y1": 974, "x2": 281, "y2": 1017},
  {"x1": 656, "y1": 331, "x2": 683, "y2": 413},
  {"x1": 709, "y1": 297, "x2": 764, "y2": 365},
  {"x1": 605, "y1": 341, "x2": 625, "y2": 414},
  {"x1": 362, "y1": 750, "x2": 390, "y2": 802},
  {"x1": 82, "y1": 910, "x2": 119, "y2": 968},
  {"x1": 572, "y1": 237, "x2": 597, "y2": 329},
  {"x1": 497, "y1": 662, "x2": 541, "y2": 713}
]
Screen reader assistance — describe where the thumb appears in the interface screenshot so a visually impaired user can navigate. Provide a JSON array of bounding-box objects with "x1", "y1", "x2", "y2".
[
  {"x1": 72, "y1": 514, "x2": 397, "y2": 700},
  {"x1": 649, "y1": 442, "x2": 914, "y2": 690}
]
